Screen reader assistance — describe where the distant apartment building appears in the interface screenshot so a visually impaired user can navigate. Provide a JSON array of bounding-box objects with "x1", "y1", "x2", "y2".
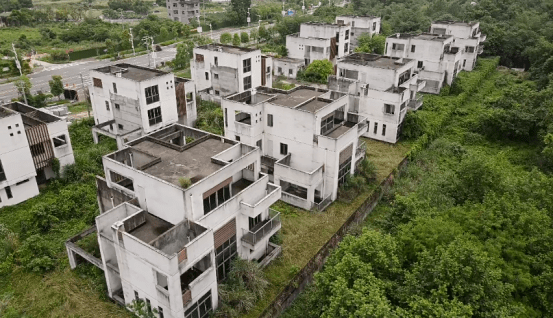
[
  {"x1": 335, "y1": 15, "x2": 381, "y2": 48},
  {"x1": 286, "y1": 22, "x2": 352, "y2": 66},
  {"x1": 222, "y1": 86, "x2": 367, "y2": 211},
  {"x1": 0, "y1": 102, "x2": 75, "y2": 207},
  {"x1": 430, "y1": 21, "x2": 486, "y2": 71},
  {"x1": 329, "y1": 53, "x2": 426, "y2": 143},
  {"x1": 89, "y1": 64, "x2": 197, "y2": 149},
  {"x1": 68, "y1": 124, "x2": 282, "y2": 318},
  {"x1": 385, "y1": 33, "x2": 463, "y2": 94},
  {"x1": 166, "y1": 0, "x2": 200, "y2": 24},
  {"x1": 191, "y1": 45, "x2": 273, "y2": 97}
]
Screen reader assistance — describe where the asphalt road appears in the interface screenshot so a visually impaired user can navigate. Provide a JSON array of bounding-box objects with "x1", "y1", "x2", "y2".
[{"x1": 0, "y1": 25, "x2": 270, "y2": 103}]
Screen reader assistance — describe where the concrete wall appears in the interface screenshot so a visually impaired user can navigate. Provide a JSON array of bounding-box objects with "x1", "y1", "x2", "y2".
[
  {"x1": 166, "y1": 0, "x2": 200, "y2": 24},
  {"x1": 0, "y1": 113, "x2": 39, "y2": 207},
  {"x1": 273, "y1": 59, "x2": 304, "y2": 79},
  {"x1": 46, "y1": 119, "x2": 75, "y2": 172}
]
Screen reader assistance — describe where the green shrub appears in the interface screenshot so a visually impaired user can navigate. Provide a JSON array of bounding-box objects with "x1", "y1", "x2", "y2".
[
  {"x1": 17, "y1": 235, "x2": 56, "y2": 273},
  {"x1": 296, "y1": 60, "x2": 333, "y2": 84},
  {"x1": 179, "y1": 177, "x2": 192, "y2": 189}
]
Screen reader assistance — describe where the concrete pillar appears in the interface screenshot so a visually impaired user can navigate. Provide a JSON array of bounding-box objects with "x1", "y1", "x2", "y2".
[
  {"x1": 307, "y1": 184, "x2": 315, "y2": 204},
  {"x1": 66, "y1": 245, "x2": 78, "y2": 269},
  {"x1": 92, "y1": 129, "x2": 99, "y2": 144}
]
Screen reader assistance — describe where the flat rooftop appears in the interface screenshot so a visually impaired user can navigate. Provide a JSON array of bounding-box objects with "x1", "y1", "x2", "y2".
[
  {"x1": 131, "y1": 137, "x2": 233, "y2": 186},
  {"x1": 296, "y1": 98, "x2": 330, "y2": 113},
  {"x1": 339, "y1": 53, "x2": 413, "y2": 70},
  {"x1": 326, "y1": 124, "x2": 351, "y2": 139},
  {"x1": 2, "y1": 102, "x2": 60, "y2": 125},
  {"x1": 128, "y1": 213, "x2": 173, "y2": 244},
  {"x1": 94, "y1": 64, "x2": 169, "y2": 81},
  {"x1": 337, "y1": 15, "x2": 379, "y2": 19},
  {"x1": 0, "y1": 106, "x2": 16, "y2": 119},
  {"x1": 389, "y1": 33, "x2": 453, "y2": 41},
  {"x1": 274, "y1": 57, "x2": 304, "y2": 64},
  {"x1": 271, "y1": 89, "x2": 324, "y2": 108},
  {"x1": 433, "y1": 20, "x2": 478, "y2": 26},
  {"x1": 196, "y1": 44, "x2": 258, "y2": 55}
]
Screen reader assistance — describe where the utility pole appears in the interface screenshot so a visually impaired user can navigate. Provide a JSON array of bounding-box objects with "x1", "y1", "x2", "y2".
[
  {"x1": 247, "y1": 7, "x2": 251, "y2": 27},
  {"x1": 129, "y1": 27, "x2": 135, "y2": 56},
  {"x1": 142, "y1": 36, "x2": 153, "y2": 67},
  {"x1": 80, "y1": 73, "x2": 90, "y2": 118},
  {"x1": 12, "y1": 43, "x2": 27, "y2": 105},
  {"x1": 302, "y1": 0, "x2": 305, "y2": 13},
  {"x1": 209, "y1": 23, "x2": 213, "y2": 41},
  {"x1": 150, "y1": 37, "x2": 156, "y2": 68}
]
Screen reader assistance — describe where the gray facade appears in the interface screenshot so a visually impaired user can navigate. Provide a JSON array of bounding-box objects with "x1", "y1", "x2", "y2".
[{"x1": 166, "y1": 0, "x2": 200, "y2": 24}]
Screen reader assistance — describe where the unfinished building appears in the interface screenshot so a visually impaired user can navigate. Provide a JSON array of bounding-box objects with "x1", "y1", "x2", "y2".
[{"x1": 66, "y1": 125, "x2": 282, "y2": 318}]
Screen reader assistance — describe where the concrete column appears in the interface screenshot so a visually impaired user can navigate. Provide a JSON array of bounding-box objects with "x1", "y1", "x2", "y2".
[
  {"x1": 66, "y1": 245, "x2": 78, "y2": 269},
  {"x1": 307, "y1": 184, "x2": 315, "y2": 204},
  {"x1": 92, "y1": 129, "x2": 99, "y2": 144}
]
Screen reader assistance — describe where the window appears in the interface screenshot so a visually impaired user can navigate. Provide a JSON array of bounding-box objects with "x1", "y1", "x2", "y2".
[
  {"x1": 145, "y1": 85, "x2": 159, "y2": 104},
  {"x1": 205, "y1": 72, "x2": 209, "y2": 80},
  {"x1": 382, "y1": 124, "x2": 387, "y2": 136},
  {"x1": 5, "y1": 186, "x2": 12, "y2": 199},
  {"x1": 203, "y1": 183, "x2": 231, "y2": 214},
  {"x1": 118, "y1": 124, "x2": 124, "y2": 130},
  {"x1": 267, "y1": 114, "x2": 273, "y2": 127},
  {"x1": 384, "y1": 104, "x2": 395, "y2": 115},
  {"x1": 214, "y1": 56, "x2": 218, "y2": 66},
  {"x1": 267, "y1": 66, "x2": 271, "y2": 73},
  {"x1": 243, "y1": 58, "x2": 251, "y2": 73},
  {"x1": 172, "y1": 3, "x2": 176, "y2": 6},
  {"x1": 249, "y1": 214, "x2": 262, "y2": 230},
  {"x1": 30, "y1": 143, "x2": 46, "y2": 156},
  {"x1": 146, "y1": 299, "x2": 151, "y2": 313},
  {"x1": 417, "y1": 61, "x2": 423, "y2": 68},
  {"x1": 372, "y1": 22, "x2": 377, "y2": 31},
  {"x1": 216, "y1": 235, "x2": 237, "y2": 281},
  {"x1": 105, "y1": 101, "x2": 110, "y2": 111},
  {"x1": 148, "y1": 107, "x2": 162, "y2": 126},
  {"x1": 278, "y1": 67, "x2": 282, "y2": 74},
  {"x1": 345, "y1": 30, "x2": 349, "y2": 40},
  {"x1": 112, "y1": 83, "x2": 117, "y2": 93},
  {"x1": 235, "y1": 136, "x2": 240, "y2": 142},
  {"x1": 215, "y1": 90, "x2": 220, "y2": 96},
  {"x1": 158, "y1": 307, "x2": 164, "y2": 318},
  {"x1": 280, "y1": 143, "x2": 288, "y2": 155},
  {"x1": 0, "y1": 160, "x2": 6, "y2": 182},
  {"x1": 320, "y1": 114, "x2": 334, "y2": 135},
  {"x1": 411, "y1": 45, "x2": 416, "y2": 53},
  {"x1": 374, "y1": 122, "x2": 378, "y2": 134},
  {"x1": 256, "y1": 139, "x2": 262, "y2": 150},
  {"x1": 224, "y1": 108, "x2": 228, "y2": 127},
  {"x1": 93, "y1": 78, "x2": 102, "y2": 88},
  {"x1": 184, "y1": 290, "x2": 213, "y2": 318},
  {"x1": 53, "y1": 135, "x2": 67, "y2": 147},
  {"x1": 392, "y1": 43, "x2": 404, "y2": 51},
  {"x1": 344, "y1": 43, "x2": 349, "y2": 53},
  {"x1": 463, "y1": 59, "x2": 467, "y2": 67},
  {"x1": 338, "y1": 157, "x2": 352, "y2": 186},
  {"x1": 465, "y1": 46, "x2": 475, "y2": 53},
  {"x1": 214, "y1": 73, "x2": 219, "y2": 79},
  {"x1": 134, "y1": 291, "x2": 139, "y2": 301},
  {"x1": 243, "y1": 75, "x2": 252, "y2": 90},
  {"x1": 173, "y1": 10, "x2": 178, "y2": 14}
]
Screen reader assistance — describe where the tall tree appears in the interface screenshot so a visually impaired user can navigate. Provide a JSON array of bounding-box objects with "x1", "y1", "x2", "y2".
[
  {"x1": 49, "y1": 75, "x2": 64, "y2": 100},
  {"x1": 230, "y1": 0, "x2": 250, "y2": 25}
]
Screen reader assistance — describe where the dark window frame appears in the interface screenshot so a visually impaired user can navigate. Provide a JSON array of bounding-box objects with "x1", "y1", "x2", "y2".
[
  {"x1": 147, "y1": 106, "x2": 163, "y2": 126},
  {"x1": 145, "y1": 85, "x2": 160, "y2": 104},
  {"x1": 280, "y1": 143, "x2": 288, "y2": 155},
  {"x1": 243, "y1": 58, "x2": 251, "y2": 73}
]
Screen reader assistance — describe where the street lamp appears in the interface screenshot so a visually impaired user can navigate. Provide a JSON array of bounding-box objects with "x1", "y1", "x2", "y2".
[
  {"x1": 209, "y1": 23, "x2": 213, "y2": 40},
  {"x1": 247, "y1": 7, "x2": 251, "y2": 27},
  {"x1": 302, "y1": 0, "x2": 305, "y2": 13}
]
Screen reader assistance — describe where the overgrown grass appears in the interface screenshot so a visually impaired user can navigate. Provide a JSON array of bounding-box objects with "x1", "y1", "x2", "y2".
[{"x1": 243, "y1": 139, "x2": 411, "y2": 318}]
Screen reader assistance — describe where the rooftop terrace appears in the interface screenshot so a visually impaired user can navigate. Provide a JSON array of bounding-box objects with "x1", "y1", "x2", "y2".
[
  {"x1": 433, "y1": 20, "x2": 478, "y2": 26},
  {"x1": 2, "y1": 102, "x2": 61, "y2": 126},
  {"x1": 389, "y1": 33, "x2": 453, "y2": 41},
  {"x1": 196, "y1": 44, "x2": 258, "y2": 55},
  {"x1": 339, "y1": 53, "x2": 413, "y2": 70},
  {"x1": 271, "y1": 89, "x2": 323, "y2": 108},
  {"x1": 0, "y1": 106, "x2": 16, "y2": 119},
  {"x1": 94, "y1": 64, "x2": 169, "y2": 81}
]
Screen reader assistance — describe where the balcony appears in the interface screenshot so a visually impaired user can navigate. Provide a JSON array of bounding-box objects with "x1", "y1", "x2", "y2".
[
  {"x1": 180, "y1": 253, "x2": 214, "y2": 307},
  {"x1": 408, "y1": 94, "x2": 424, "y2": 110},
  {"x1": 356, "y1": 141, "x2": 366, "y2": 159},
  {"x1": 275, "y1": 153, "x2": 324, "y2": 187},
  {"x1": 241, "y1": 209, "x2": 281, "y2": 248},
  {"x1": 477, "y1": 44, "x2": 484, "y2": 55},
  {"x1": 234, "y1": 121, "x2": 253, "y2": 136},
  {"x1": 240, "y1": 183, "x2": 281, "y2": 218},
  {"x1": 156, "y1": 285, "x2": 170, "y2": 306}
]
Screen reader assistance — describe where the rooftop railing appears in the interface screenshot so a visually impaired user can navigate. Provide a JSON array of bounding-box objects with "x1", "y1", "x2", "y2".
[{"x1": 241, "y1": 209, "x2": 281, "y2": 246}]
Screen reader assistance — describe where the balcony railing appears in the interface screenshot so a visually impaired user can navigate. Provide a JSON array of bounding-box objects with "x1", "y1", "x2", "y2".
[
  {"x1": 314, "y1": 195, "x2": 332, "y2": 211},
  {"x1": 356, "y1": 141, "x2": 366, "y2": 157},
  {"x1": 156, "y1": 285, "x2": 170, "y2": 306},
  {"x1": 241, "y1": 210, "x2": 281, "y2": 246},
  {"x1": 408, "y1": 94, "x2": 424, "y2": 110},
  {"x1": 477, "y1": 45, "x2": 484, "y2": 55}
]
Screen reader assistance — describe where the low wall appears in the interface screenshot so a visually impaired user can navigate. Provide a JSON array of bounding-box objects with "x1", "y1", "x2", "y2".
[{"x1": 259, "y1": 156, "x2": 410, "y2": 318}]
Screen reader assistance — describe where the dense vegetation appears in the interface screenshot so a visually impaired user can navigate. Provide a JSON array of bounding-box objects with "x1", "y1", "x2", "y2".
[{"x1": 282, "y1": 58, "x2": 553, "y2": 316}]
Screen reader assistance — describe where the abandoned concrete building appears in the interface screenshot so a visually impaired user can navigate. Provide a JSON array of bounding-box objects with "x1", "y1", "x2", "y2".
[
  {"x1": 272, "y1": 57, "x2": 305, "y2": 80},
  {"x1": 0, "y1": 102, "x2": 75, "y2": 207},
  {"x1": 66, "y1": 124, "x2": 282, "y2": 318},
  {"x1": 286, "y1": 22, "x2": 352, "y2": 67},
  {"x1": 221, "y1": 86, "x2": 367, "y2": 211},
  {"x1": 385, "y1": 33, "x2": 464, "y2": 94},
  {"x1": 329, "y1": 53, "x2": 426, "y2": 144},
  {"x1": 191, "y1": 44, "x2": 273, "y2": 98},
  {"x1": 166, "y1": 0, "x2": 200, "y2": 24},
  {"x1": 430, "y1": 21, "x2": 486, "y2": 71},
  {"x1": 89, "y1": 64, "x2": 197, "y2": 149},
  {"x1": 335, "y1": 15, "x2": 381, "y2": 48}
]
